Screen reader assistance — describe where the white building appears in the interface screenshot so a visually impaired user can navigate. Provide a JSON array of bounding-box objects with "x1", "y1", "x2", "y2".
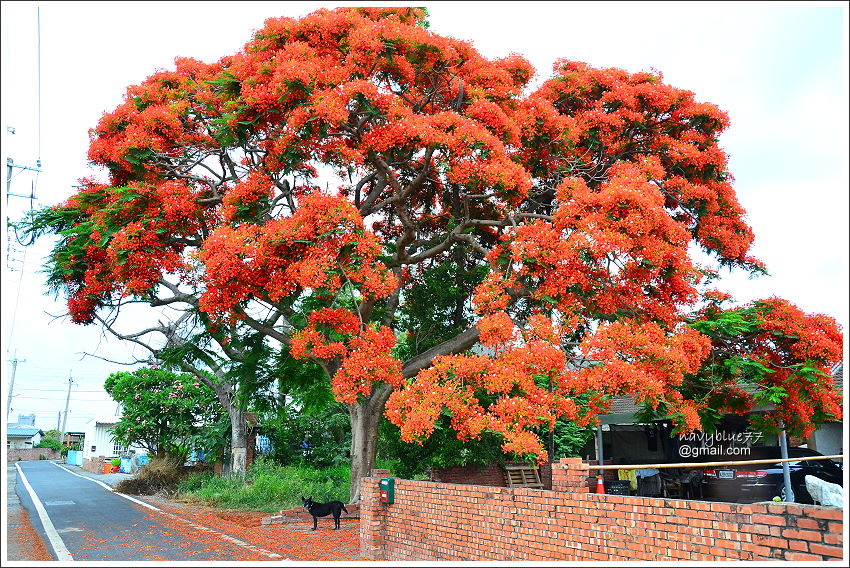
[
  {"x1": 6, "y1": 424, "x2": 43, "y2": 449},
  {"x1": 82, "y1": 416, "x2": 147, "y2": 460}
]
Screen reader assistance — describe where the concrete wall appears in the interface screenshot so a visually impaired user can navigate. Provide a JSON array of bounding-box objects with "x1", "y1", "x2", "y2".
[
  {"x1": 809, "y1": 422, "x2": 843, "y2": 456},
  {"x1": 360, "y1": 458, "x2": 843, "y2": 562}
]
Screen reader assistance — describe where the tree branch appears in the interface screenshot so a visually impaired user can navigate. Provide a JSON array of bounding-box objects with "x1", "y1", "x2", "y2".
[{"x1": 401, "y1": 325, "x2": 481, "y2": 379}]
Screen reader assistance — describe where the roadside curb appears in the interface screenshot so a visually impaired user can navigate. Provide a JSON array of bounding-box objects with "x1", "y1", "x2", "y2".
[{"x1": 52, "y1": 461, "x2": 134, "y2": 488}]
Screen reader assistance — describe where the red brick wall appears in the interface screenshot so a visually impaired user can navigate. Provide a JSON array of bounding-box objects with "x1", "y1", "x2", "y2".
[
  {"x1": 430, "y1": 461, "x2": 554, "y2": 489},
  {"x1": 360, "y1": 458, "x2": 843, "y2": 562},
  {"x1": 6, "y1": 448, "x2": 60, "y2": 462}
]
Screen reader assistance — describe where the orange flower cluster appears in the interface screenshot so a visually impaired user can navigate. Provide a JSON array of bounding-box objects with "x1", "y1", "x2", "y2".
[
  {"x1": 36, "y1": 6, "x2": 842, "y2": 465},
  {"x1": 387, "y1": 318, "x2": 606, "y2": 461},
  {"x1": 198, "y1": 192, "x2": 397, "y2": 319},
  {"x1": 52, "y1": 179, "x2": 205, "y2": 323},
  {"x1": 743, "y1": 299, "x2": 842, "y2": 435},
  {"x1": 332, "y1": 326, "x2": 404, "y2": 404}
]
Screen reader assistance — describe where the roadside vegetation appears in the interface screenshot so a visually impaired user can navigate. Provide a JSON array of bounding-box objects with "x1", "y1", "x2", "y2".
[
  {"x1": 114, "y1": 392, "x2": 595, "y2": 511},
  {"x1": 176, "y1": 456, "x2": 396, "y2": 512},
  {"x1": 35, "y1": 430, "x2": 81, "y2": 456}
]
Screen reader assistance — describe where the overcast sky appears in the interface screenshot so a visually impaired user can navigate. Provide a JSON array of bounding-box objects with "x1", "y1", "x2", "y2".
[{"x1": 2, "y1": 1, "x2": 847, "y2": 432}]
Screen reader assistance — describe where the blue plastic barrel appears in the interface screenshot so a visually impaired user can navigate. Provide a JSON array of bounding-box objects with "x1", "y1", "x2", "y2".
[
  {"x1": 137, "y1": 455, "x2": 150, "y2": 466},
  {"x1": 120, "y1": 457, "x2": 132, "y2": 473}
]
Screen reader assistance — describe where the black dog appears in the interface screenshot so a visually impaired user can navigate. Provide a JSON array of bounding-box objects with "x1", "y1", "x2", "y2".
[{"x1": 302, "y1": 496, "x2": 348, "y2": 530}]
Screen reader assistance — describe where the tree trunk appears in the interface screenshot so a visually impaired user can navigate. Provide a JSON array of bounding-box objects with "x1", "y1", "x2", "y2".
[
  {"x1": 229, "y1": 406, "x2": 248, "y2": 477},
  {"x1": 348, "y1": 383, "x2": 392, "y2": 503}
]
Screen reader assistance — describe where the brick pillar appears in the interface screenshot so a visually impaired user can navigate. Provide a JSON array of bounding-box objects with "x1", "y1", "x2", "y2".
[
  {"x1": 360, "y1": 468, "x2": 390, "y2": 560},
  {"x1": 551, "y1": 457, "x2": 590, "y2": 493}
]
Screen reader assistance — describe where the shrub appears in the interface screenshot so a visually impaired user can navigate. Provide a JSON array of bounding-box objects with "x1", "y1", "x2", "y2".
[
  {"x1": 35, "y1": 437, "x2": 63, "y2": 452},
  {"x1": 115, "y1": 457, "x2": 211, "y2": 496}
]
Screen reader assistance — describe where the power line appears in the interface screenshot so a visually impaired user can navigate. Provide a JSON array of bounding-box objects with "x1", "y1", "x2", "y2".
[
  {"x1": 14, "y1": 387, "x2": 110, "y2": 393},
  {"x1": 14, "y1": 395, "x2": 112, "y2": 401}
]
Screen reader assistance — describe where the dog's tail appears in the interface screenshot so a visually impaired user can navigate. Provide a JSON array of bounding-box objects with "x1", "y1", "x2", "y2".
[{"x1": 342, "y1": 504, "x2": 349, "y2": 514}]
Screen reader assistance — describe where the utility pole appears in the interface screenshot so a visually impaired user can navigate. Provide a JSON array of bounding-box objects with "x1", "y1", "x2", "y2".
[
  {"x1": 60, "y1": 373, "x2": 74, "y2": 444},
  {"x1": 6, "y1": 351, "x2": 25, "y2": 421}
]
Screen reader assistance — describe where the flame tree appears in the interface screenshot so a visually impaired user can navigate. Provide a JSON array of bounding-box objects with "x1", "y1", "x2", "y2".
[{"x1": 21, "y1": 7, "x2": 841, "y2": 500}]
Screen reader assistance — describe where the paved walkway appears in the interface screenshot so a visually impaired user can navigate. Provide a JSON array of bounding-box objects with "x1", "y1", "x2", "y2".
[{"x1": 20, "y1": 462, "x2": 367, "y2": 562}]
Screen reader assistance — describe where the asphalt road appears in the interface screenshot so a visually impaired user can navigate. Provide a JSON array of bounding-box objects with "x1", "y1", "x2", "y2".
[{"x1": 11, "y1": 460, "x2": 286, "y2": 561}]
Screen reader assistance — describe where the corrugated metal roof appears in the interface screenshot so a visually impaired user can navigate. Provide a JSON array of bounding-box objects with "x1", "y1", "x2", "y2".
[
  {"x1": 7, "y1": 426, "x2": 43, "y2": 437},
  {"x1": 607, "y1": 396, "x2": 641, "y2": 415}
]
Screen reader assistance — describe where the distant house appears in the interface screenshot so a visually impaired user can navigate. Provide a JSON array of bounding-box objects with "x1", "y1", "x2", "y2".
[
  {"x1": 82, "y1": 416, "x2": 147, "y2": 461},
  {"x1": 61, "y1": 431, "x2": 86, "y2": 447},
  {"x1": 6, "y1": 424, "x2": 44, "y2": 449}
]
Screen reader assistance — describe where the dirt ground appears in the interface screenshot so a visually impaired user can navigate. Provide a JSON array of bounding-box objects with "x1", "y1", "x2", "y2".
[
  {"x1": 6, "y1": 499, "x2": 56, "y2": 562},
  {"x1": 138, "y1": 494, "x2": 368, "y2": 561}
]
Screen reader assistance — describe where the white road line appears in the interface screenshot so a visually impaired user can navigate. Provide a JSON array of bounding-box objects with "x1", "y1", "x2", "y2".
[
  {"x1": 51, "y1": 461, "x2": 117, "y2": 491},
  {"x1": 14, "y1": 462, "x2": 73, "y2": 561},
  {"x1": 50, "y1": 462, "x2": 287, "y2": 560},
  {"x1": 51, "y1": 462, "x2": 161, "y2": 511}
]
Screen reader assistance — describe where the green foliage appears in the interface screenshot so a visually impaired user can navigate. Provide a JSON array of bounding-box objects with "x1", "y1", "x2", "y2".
[
  {"x1": 377, "y1": 416, "x2": 508, "y2": 479},
  {"x1": 395, "y1": 255, "x2": 488, "y2": 360},
  {"x1": 35, "y1": 437, "x2": 63, "y2": 452},
  {"x1": 104, "y1": 367, "x2": 225, "y2": 460},
  {"x1": 262, "y1": 402, "x2": 351, "y2": 468},
  {"x1": 688, "y1": 307, "x2": 760, "y2": 337},
  {"x1": 550, "y1": 419, "x2": 595, "y2": 459},
  {"x1": 183, "y1": 419, "x2": 231, "y2": 465},
  {"x1": 177, "y1": 456, "x2": 357, "y2": 511},
  {"x1": 256, "y1": 344, "x2": 334, "y2": 416}
]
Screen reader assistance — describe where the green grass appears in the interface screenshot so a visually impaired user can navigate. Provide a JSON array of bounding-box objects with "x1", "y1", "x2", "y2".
[{"x1": 177, "y1": 456, "x2": 397, "y2": 512}]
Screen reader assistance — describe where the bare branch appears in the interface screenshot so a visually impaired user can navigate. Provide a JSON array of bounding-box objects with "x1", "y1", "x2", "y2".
[
  {"x1": 79, "y1": 351, "x2": 149, "y2": 366},
  {"x1": 236, "y1": 308, "x2": 293, "y2": 346},
  {"x1": 401, "y1": 325, "x2": 481, "y2": 379}
]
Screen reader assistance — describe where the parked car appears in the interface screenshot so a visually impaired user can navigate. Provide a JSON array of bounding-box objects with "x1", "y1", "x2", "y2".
[{"x1": 699, "y1": 446, "x2": 843, "y2": 504}]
